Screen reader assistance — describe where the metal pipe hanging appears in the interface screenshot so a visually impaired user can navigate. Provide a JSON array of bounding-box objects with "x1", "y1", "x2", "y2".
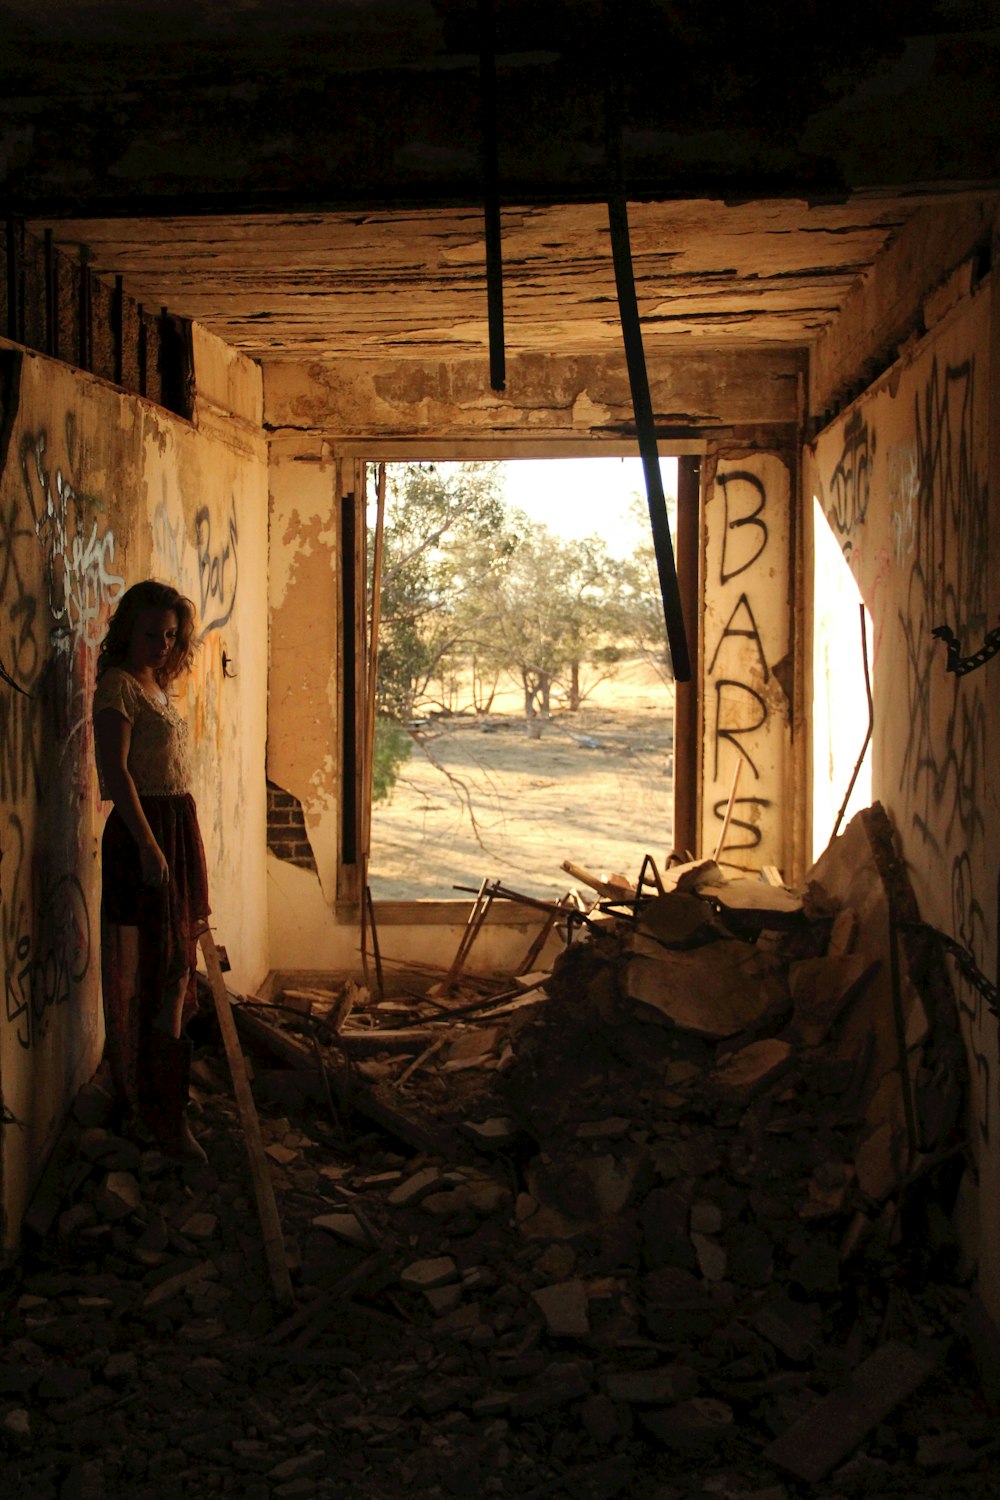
[
  {"x1": 479, "y1": 0, "x2": 506, "y2": 392},
  {"x1": 605, "y1": 56, "x2": 691, "y2": 683}
]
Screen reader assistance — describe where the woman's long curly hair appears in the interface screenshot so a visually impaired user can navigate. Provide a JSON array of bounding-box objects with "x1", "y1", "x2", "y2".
[{"x1": 97, "y1": 580, "x2": 198, "y2": 687}]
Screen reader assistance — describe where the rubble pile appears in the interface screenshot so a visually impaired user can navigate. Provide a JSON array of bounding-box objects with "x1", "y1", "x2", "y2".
[{"x1": 2, "y1": 807, "x2": 997, "y2": 1499}]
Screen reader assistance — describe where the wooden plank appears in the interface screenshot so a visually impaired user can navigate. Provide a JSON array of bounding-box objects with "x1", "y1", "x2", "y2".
[
  {"x1": 199, "y1": 928, "x2": 294, "y2": 1312},
  {"x1": 561, "y1": 860, "x2": 635, "y2": 899},
  {"x1": 763, "y1": 1340, "x2": 943, "y2": 1482},
  {"x1": 233, "y1": 1002, "x2": 454, "y2": 1157}
]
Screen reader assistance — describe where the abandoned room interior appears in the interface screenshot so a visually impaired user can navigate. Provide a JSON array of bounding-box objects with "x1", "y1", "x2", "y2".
[{"x1": 1, "y1": 1, "x2": 999, "y2": 1495}]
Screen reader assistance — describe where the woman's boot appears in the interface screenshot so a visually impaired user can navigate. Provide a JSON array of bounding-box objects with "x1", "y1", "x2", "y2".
[{"x1": 139, "y1": 1030, "x2": 207, "y2": 1163}]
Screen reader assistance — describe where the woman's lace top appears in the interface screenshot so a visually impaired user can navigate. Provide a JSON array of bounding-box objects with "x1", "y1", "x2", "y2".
[{"x1": 93, "y1": 667, "x2": 193, "y2": 797}]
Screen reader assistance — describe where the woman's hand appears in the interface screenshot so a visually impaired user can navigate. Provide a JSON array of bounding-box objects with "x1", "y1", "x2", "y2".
[{"x1": 140, "y1": 840, "x2": 170, "y2": 887}]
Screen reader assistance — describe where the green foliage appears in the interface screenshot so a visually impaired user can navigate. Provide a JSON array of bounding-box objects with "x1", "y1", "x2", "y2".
[
  {"x1": 368, "y1": 466, "x2": 677, "y2": 745},
  {"x1": 371, "y1": 717, "x2": 413, "y2": 803},
  {"x1": 603, "y1": 493, "x2": 674, "y2": 685},
  {"x1": 370, "y1": 461, "x2": 518, "y2": 721},
  {"x1": 473, "y1": 518, "x2": 618, "y2": 714}
]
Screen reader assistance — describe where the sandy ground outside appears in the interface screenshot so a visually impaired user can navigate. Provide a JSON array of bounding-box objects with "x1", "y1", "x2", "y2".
[{"x1": 369, "y1": 656, "x2": 675, "y2": 900}]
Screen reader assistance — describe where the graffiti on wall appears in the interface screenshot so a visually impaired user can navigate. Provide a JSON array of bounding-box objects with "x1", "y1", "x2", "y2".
[
  {"x1": 151, "y1": 489, "x2": 242, "y2": 830},
  {"x1": 819, "y1": 341, "x2": 995, "y2": 1145},
  {"x1": 1, "y1": 415, "x2": 120, "y2": 1051},
  {"x1": 704, "y1": 467, "x2": 784, "y2": 860},
  {"x1": 22, "y1": 420, "x2": 125, "y2": 659},
  {"x1": 825, "y1": 409, "x2": 874, "y2": 554},
  {"x1": 2, "y1": 812, "x2": 91, "y2": 1051},
  {"x1": 153, "y1": 487, "x2": 239, "y2": 642},
  {"x1": 899, "y1": 356, "x2": 988, "y2": 854}
]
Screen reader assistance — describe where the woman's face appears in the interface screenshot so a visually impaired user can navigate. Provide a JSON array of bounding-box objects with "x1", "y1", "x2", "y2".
[{"x1": 127, "y1": 608, "x2": 179, "y2": 674}]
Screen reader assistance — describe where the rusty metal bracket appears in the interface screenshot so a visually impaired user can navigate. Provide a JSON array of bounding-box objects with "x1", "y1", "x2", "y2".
[
  {"x1": 932, "y1": 621, "x2": 1000, "y2": 676},
  {"x1": 899, "y1": 919, "x2": 999, "y2": 1020}
]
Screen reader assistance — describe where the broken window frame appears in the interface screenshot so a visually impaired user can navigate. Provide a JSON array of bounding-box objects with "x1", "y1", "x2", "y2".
[{"x1": 336, "y1": 439, "x2": 703, "y2": 919}]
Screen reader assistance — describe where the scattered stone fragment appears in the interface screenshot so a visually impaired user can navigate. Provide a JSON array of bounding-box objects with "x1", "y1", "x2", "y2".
[
  {"x1": 576, "y1": 1117, "x2": 631, "y2": 1140},
  {"x1": 442, "y1": 1028, "x2": 500, "y2": 1070},
  {"x1": 625, "y1": 946, "x2": 785, "y2": 1039},
  {"x1": 143, "y1": 1260, "x2": 218, "y2": 1308},
  {"x1": 711, "y1": 1039, "x2": 793, "y2": 1102},
  {"x1": 583, "y1": 1393, "x2": 621, "y2": 1445},
  {"x1": 179, "y1": 1211, "x2": 218, "y2": 1239},
  {"x1": 788, "y1": 954, "x2": 879, "y2": 1046},
  {"x1": 536, "y1": 1243, "x2": 576, "y2": 1280},
  {"x1": 855, "y1": 1121, "x2": 906, "y2": 1200},
  {"x1": 425, "y1": 1283, "x2": 463, "y2": 1313},
  {"x1": 915, "y1": 1431, "x2": 977, "y2": 1467},
  {"x1": 58, "y1": 1202, "x2": 98, "y2": 1237},
  {"x1": 764, "y1": 1340, "x2": 943, "y2": 1482},
  {"x1": 104, "y1": 1352, "x2": 138, "y2": 1384},
  {"x1": 512, "y1": 1359, "x2": 593, "y2": 1416},
  {"x1": 268, "y1": 1450, "x2": 327, "y2": 1482},
  {"x1": 37, "y1": 1364, "x2": 92, "y2": 1400},
  {"x1": 532, "y1": 1278, "x2": 590, "y2": 1337},
  {"x1": 463, "y1": 1116, "x2": 517, "y2": 1149},
  {"x1": 264, "y1": 1143, "x2": 299, "y2": 1165},
  {"x1": 72, "y1": 1082, "x2": 116, "y2": 1128},
  {"x1": 94, "y1": 1170, "x2": 142, "y2": 1220},
  {"x1": 312, "y1": 1212, "x2": 371, "y2": 1247},
  {"x1": 691, "y1": 1232, "x2": 727, "y2": 1282},
  {"x1": 2, "y1": 1407, "x2": 31, "y2": 1442},
  {"x1": 752, "y1": 1295, "x2": 821, "y2": 1363},
  {"x1": 388, "y1": 1167, "x2": 446, "y2": 1206},
  {"x1": 690, "y1": 1201, "x2": 723, "y2": 1235},
  {"x1": 79, "y1": 1128, "x2": 142, "y2": 1171},
  {"x1": 400, "y1": 1256, "x2": 458, "y2": 1291},
  {"x1": 605, "y1": 1366, "x2": 698, "y2": 1405},
  {"x1": 638, "y1": 1396, "x2": 736, "y2": 1449}
]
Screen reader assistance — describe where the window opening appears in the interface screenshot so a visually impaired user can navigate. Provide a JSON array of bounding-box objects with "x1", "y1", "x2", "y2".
[{"x1": 365, "y1": 456, "x2": 680, "y2": 901}]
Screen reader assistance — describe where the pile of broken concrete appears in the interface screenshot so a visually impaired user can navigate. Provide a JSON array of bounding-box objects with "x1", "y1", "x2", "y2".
[{"x1": 1, "y1": 805, "x2": 996, "y2": 1500}]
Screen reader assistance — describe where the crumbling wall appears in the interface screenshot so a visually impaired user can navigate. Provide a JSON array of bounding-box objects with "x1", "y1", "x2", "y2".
[
  {"x1": 266, "y1": 438, "x2": 344, "y2": 927},
  {"x1": 806, "y1": 284, "x2": 1000, "y2": 1323},
  {"x1": 0, "y1": 331, "x2": 268, "y2": 1245}
]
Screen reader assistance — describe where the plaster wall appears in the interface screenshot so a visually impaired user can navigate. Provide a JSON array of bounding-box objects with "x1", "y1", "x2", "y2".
[
  {"x1": 806, "y1": 287, "x2": 1000, "y2": 1322},
  {"x1": 267, "y1": 857, "x2": 564, "y2": 980},
  {"x1": 267, "y1": 446, "x2": 343, "y2": 917},
  {"x1": 263, "y1": 350, "x2": 800, "y2": 444},
  {"x1": 701, "y1": 452, "x2": 796, "y2": 875},
  {"x1": 0, "y1": 335, "x2": 268, "y2": 1245}
]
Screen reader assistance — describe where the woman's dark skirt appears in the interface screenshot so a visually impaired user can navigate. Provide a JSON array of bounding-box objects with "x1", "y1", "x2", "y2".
[{"x1": 101, "y1": 793, "x2": 210, "y2": 1112}]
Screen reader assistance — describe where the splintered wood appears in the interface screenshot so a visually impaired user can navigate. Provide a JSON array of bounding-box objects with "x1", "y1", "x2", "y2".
[{"x1": 199, "y1": 926, "x2": 294, "y2": 1311}]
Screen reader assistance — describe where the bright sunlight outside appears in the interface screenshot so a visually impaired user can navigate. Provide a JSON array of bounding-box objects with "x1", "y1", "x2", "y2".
[{"x1": 367, "y1": 457, "x2": 678, "y2": 900}]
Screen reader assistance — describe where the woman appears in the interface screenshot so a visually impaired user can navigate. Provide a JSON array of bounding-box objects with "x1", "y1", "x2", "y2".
[{"x1": 93, "y1": 579, "x2": 209, "y2": 1161}]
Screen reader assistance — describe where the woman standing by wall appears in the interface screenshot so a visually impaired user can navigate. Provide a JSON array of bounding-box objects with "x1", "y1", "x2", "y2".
[{"x1": 93, "y1": 580, "x2": 209, "y2": 1161}]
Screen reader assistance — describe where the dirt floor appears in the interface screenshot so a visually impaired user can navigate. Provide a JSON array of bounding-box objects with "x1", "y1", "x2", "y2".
[{"x1": 369, "y1": 660, "x2": 675, "y2": 901}]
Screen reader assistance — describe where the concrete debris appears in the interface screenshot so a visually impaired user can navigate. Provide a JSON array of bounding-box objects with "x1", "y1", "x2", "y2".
[{"x1": 2, "y1": 806, "x2": 993, "y2": 1499}]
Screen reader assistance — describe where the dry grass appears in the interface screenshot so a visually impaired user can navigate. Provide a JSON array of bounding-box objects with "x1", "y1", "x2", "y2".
[{"x1": 369, "y1": 657, "x2": 675, "y2": 900}]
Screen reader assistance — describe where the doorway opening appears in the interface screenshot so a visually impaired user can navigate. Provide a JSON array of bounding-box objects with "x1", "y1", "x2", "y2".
[{"x1": 365, "y1": 456, "x2": 679, "y2": 901}]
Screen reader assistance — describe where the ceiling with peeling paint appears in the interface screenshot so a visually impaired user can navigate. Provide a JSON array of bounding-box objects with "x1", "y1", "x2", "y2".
[
  {"x1": 5, "y1": 2, "x2": 1000, "y2": 368},
  {"x1": 35, "y1": 196, "x2": 929, "y2": 363}
]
